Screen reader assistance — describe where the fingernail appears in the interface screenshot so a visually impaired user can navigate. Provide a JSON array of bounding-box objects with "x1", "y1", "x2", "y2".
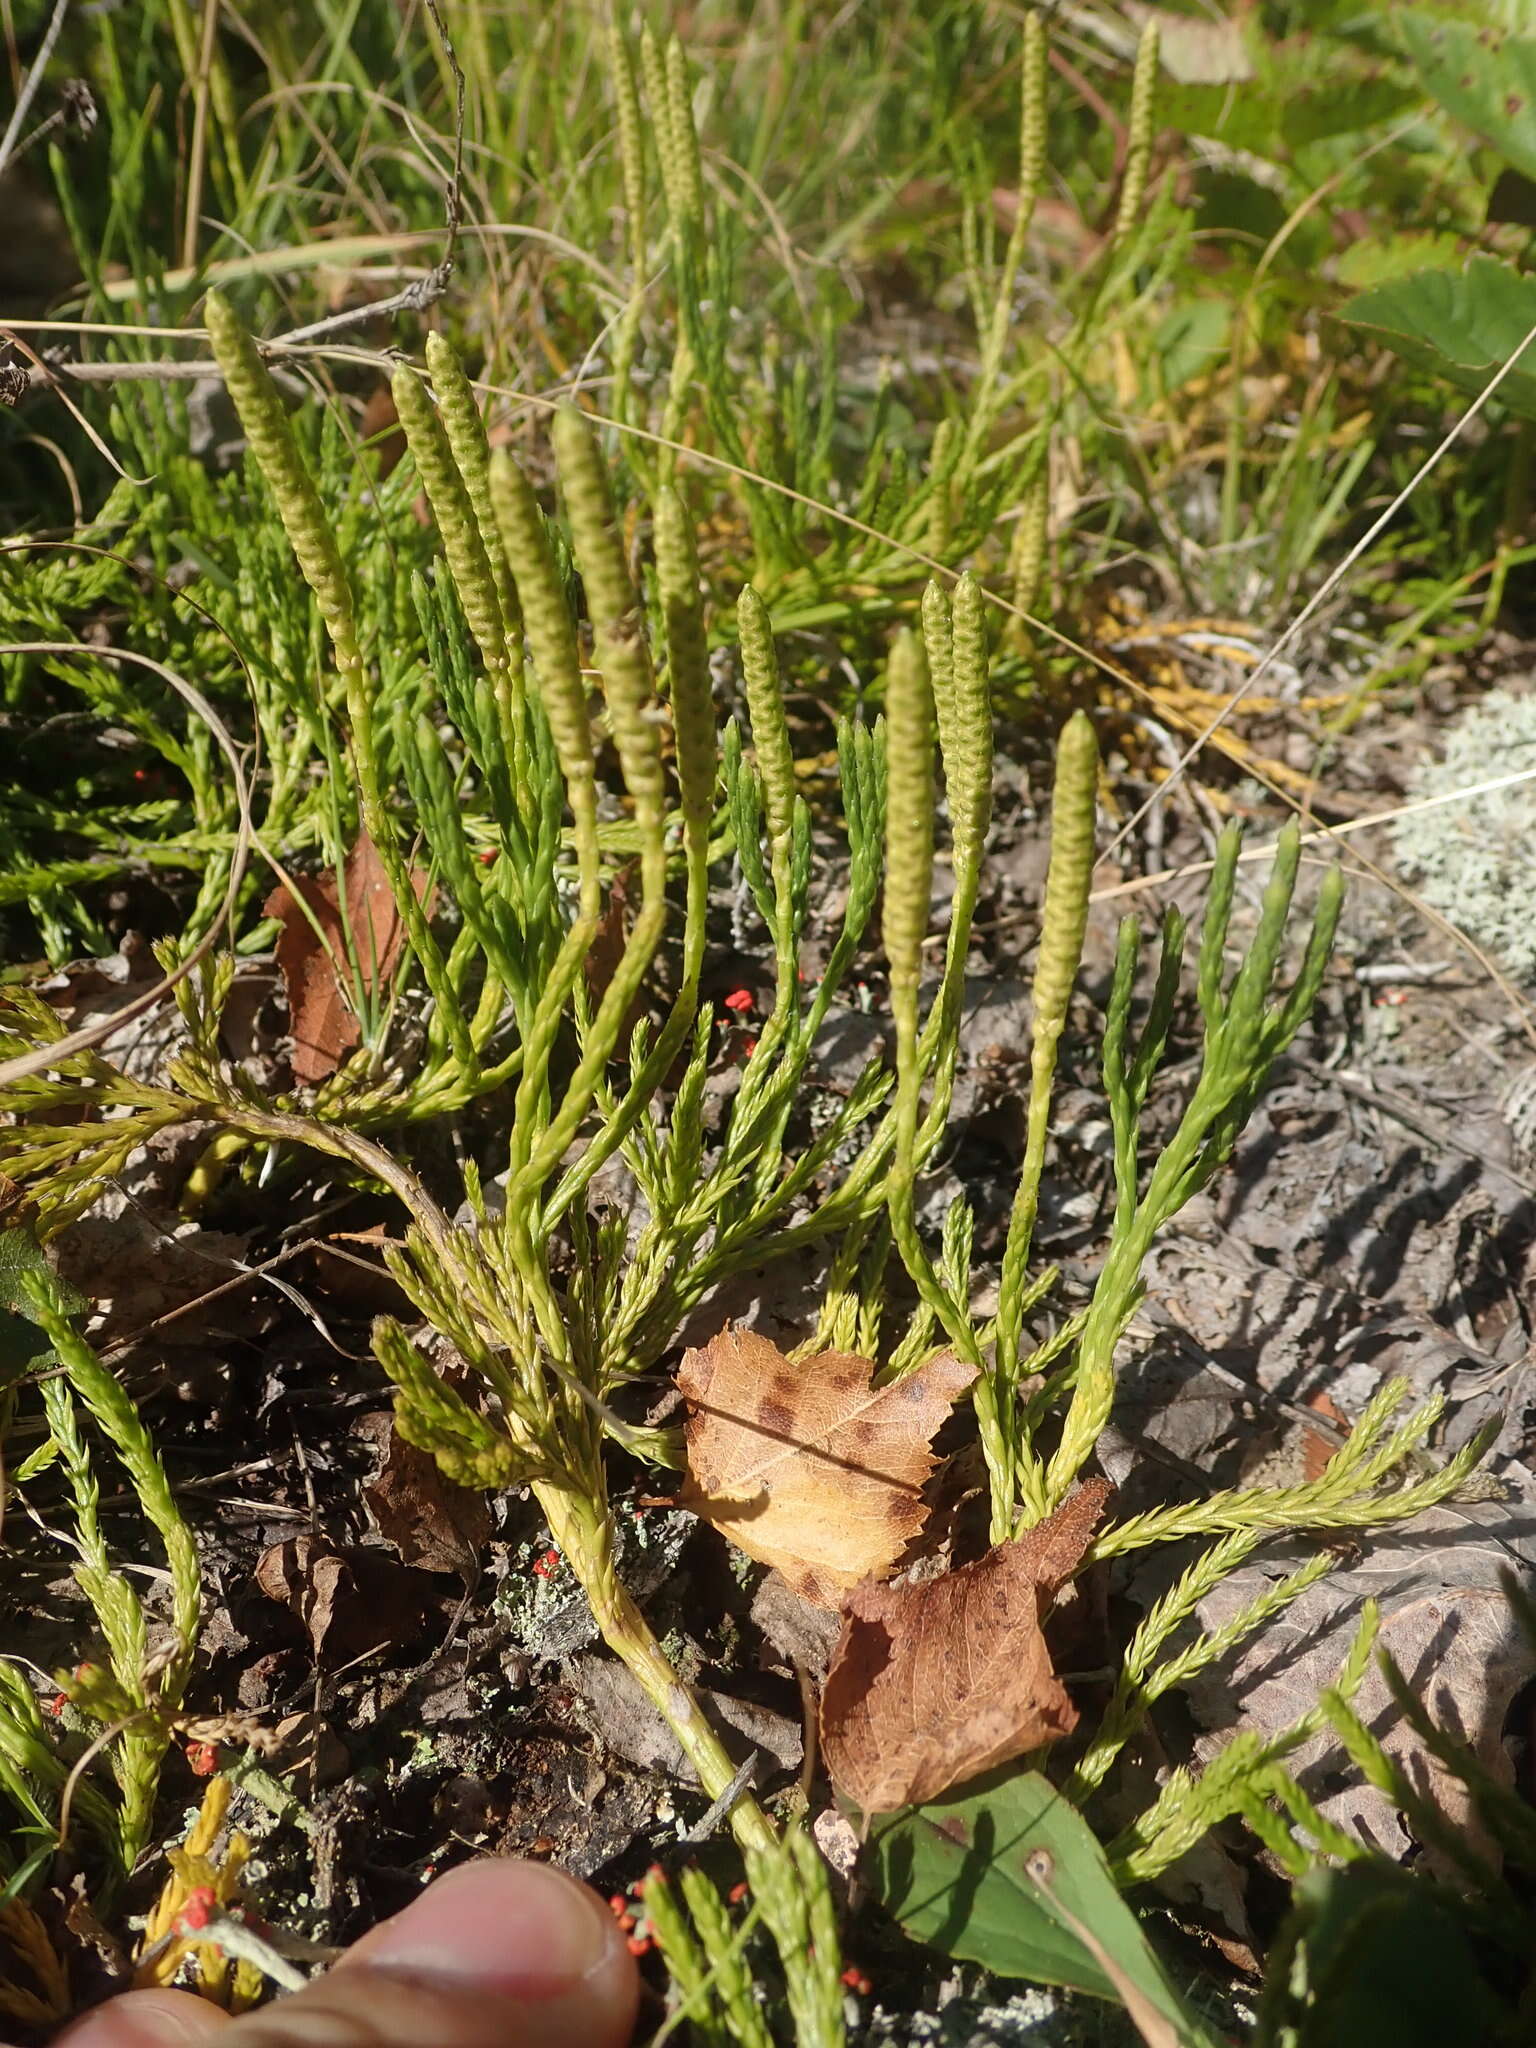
[{"x1": 340, "y1": 1860, "x2": 621, "y2": 1995}]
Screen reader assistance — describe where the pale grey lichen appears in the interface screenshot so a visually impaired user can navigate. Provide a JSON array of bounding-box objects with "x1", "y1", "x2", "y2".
[
  {"x1": 1389, "y1": 687, "x2": 1536, "y2": 986},
  {"x1": 855, "y1": 1981, "x2": 1249, "y2": 2046},
  {"x1": 855, "y1": 1988, "x2": 1151, "y2": 2046}
]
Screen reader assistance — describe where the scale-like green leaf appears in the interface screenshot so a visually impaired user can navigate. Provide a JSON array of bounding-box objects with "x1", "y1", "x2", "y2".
[
  {"x1": 1341, "y1": 254, "x2": 1536, "y2": 421},
  {"x1": 1256, "y1": 1864, "x2": 1511, "y2": 2047},
  {"x1": 1399, "y1": 13, "x2": 1536, "y2": 185},
  {"x1": 865, "y1": 1771, "x2": 1221, "y2": 2047}
]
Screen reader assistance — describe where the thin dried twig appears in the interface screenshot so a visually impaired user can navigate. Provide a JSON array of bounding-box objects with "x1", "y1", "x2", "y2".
[
  {"x1": 0, "y1": 0, "x2": 70, "y2": 178},
  {"x1": 1101, "y1": 308, "x2": 1536, "y2": 859},
  {"x1": 0, "y1": 330, "x2": 152, "y2": 481},
  {"x1": 1088, "y1": 766, "x2": 1536, "y2": 902},
  {"x1": 4, "y1": 0, "x2": 466, "y2": 390},
  {"x1": 679, "y1": 1753, "x2": 759, "y2": 1844}
]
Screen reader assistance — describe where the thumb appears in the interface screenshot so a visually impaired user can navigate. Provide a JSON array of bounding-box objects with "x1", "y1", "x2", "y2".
[{"x1": 55, "y1": 1860, "x2": 640, "y2": 2048}]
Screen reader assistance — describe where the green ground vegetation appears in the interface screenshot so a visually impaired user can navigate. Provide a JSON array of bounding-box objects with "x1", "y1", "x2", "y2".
[{"x1": 3, "y1": 3, "x2": 1536, "y2": 2043}]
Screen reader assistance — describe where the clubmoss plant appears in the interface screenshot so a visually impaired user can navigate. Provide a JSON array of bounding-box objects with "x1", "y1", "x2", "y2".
[
  {"x1": 0, "y1": 314, "x2": 1494, "y2": 2039},
  {"x1": 1040, "y1": 818, "x2": 1345, "y2": 1516},
  {"x1": 205, "y1": 291, "x2": 476, "y2": 1084},
  {"x1": 1, "y1": 5, "x2": 1371, "y2": 970},
  {"x1": 2, "y1": 1263, "x2": 201, "y2": 1885},
  {"x1": 990, "y1": 706, "x2": 1097, "y2": 1530}
]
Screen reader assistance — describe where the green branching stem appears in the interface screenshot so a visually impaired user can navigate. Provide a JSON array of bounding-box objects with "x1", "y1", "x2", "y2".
[
  {"x1": 1318, "y1": 1683, "x2": 1518, "y2": 1908},
  {"x1": 25, "y1": 1272, "x2": 201, "y2": 1869},
  {"x1": 688, "y1": 1876, "x2": 775, "y2": 2048},
  {"x1": 1110, "y1": 1600, "x2": 1378, "y2": 1887},
  {"x1": 538, "y1": 1474, "x2": 778, "y2": 1860},
  {"x1": 1068, "y1": 1532, "x2": 1333, "y2": 1800},
  {"x1": 1093, "y1": 1415, "x2": 1495, "y2": 1561},
  {"x1": 882, "y1": 630, "x2": 981, "y2": 1378},
  {"x1": 25, "y1": 1274, "x2": 201, "y2": 1691},
  {"x1": 1042, "y1": 824, "x2": 1344, "y2": 1510},
  {"x1": 966, "y1": 9, "x2": 1047, "y2": 458},
  {"x1": 996, "y1": 709, "x2": 1097, "y2": 1527},
  {"x1": 543, "y1": 481, "x2": 716, "y2": 1228},
  {"x1": 203, "y1": 292, "x2": 475, "y2": 1079}
]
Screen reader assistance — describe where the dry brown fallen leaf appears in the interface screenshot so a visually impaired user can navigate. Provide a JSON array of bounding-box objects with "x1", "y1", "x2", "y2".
[
  {"x1": 1302, "y1": 1388, "x2": 1349, "y2": 1482},
  {"x1": 677, "y1": 1327, "x2": 977, "y2": 1608},
  {"x1": 264, "y1": 832, "x2": 432, "y2": 1083},
  {"x1": 253, "y1": 1533, "x2": 438, "y2": 1665},
  {"x1": 820, "y1": 1478, "x2": 1111, "y2": 1813},
  {"x1": 359, "y1": 1411, "x2": 490, "y2": 1581}
]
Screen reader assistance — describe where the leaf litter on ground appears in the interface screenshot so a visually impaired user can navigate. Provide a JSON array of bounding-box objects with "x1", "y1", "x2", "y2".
[
  {"x1": 821, "y1": 1481, "x2": 1111, "y2": 1813},
  {"x1": 358, "y1": 1411, "x2": 489, "y2": 1582},
  {"x1": 264, "y1": 832, "x2": 432, "y2": 1083},
  {"x1": 1185, "y1": 1502, "x2": 1536, "y2": 1869},
  {"x1": 677, "y1": 1327, "x2": 977, "y2": 1605},
  {"x1": 252, "y1": 1531, "x2": 442, "y2": 1666}
]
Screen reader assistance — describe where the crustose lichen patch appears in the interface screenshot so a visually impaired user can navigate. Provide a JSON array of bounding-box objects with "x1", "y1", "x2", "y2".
[{"x1": 1390, "y1": 686, "x2": 1536, "y2": 987}]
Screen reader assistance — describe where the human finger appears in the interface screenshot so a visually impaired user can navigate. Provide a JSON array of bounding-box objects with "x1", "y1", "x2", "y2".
[
  {"x1": 52, "y1": 1986, "x2": 231, "y2": 2045},
  {"x1": 56, "y1": 1860, "x2": 638, "y2": 2048}
]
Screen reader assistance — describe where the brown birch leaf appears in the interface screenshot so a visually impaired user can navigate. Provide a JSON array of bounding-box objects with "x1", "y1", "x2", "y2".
[
  {"x1": 264, "y1": 833, "x2": 432, "y2": 1082},
  {"x1": 359, "y1": 1411, "x2": 490, "y2": 1581},
  {"x1": 677, "y1": 1327, "x2": 977, "y2": 1608},
  {"x1": 821, "y1": 1478, "x2": 1111, "y2": 1812}
]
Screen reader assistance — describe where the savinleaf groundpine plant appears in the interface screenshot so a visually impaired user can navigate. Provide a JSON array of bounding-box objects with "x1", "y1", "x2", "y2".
[{"x1": 0, "y1": 291, "x2": 1492, "y2": 2042}]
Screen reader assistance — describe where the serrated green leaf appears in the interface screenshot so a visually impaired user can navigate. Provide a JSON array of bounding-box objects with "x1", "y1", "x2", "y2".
[
  {"x1": 865, "y1": 1772, "x2": 1221, "y2": 2048},
  {"x1": 1340, "y1": 254, "x2": 1536, "y2": 419},
  {"x1": 1158, "y1": 80, "x2": 1281, "y2": 156},
  {"x1": 1334, "y1": 231, "x2": 1467, "y2": 291},
  {"x1": 1280, "y1": 75, "x2": 1419, "y2": 148},
  {"x1": 1399, "y1": 12, "x2": 1536, "y2": 183},
  {"x1": 1159, "y1": 73, "x2": 1414, "y2": 158}
]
